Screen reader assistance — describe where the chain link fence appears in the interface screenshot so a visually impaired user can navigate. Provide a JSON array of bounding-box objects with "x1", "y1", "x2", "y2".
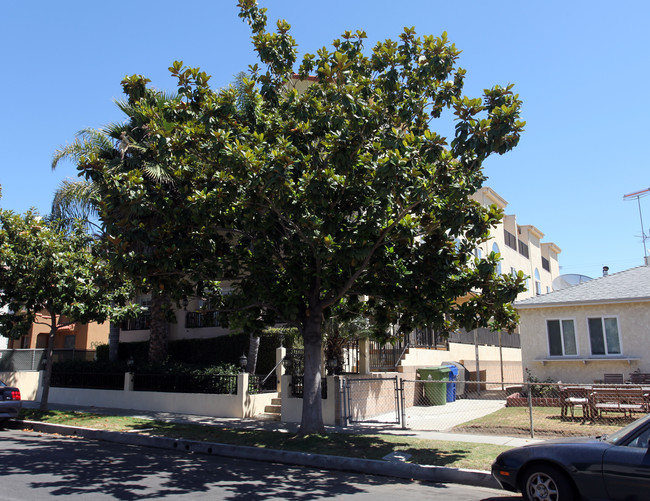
[{"x1": 342, "y1": 378, "x2": 650, "y2": 439}]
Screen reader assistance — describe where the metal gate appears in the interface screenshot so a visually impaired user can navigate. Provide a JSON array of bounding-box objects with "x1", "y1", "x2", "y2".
[{"x1": 343, "y1": 376, "x2": 402, "y2": 426}]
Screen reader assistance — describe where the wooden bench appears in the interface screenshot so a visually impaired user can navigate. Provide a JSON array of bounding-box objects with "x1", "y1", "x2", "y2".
[
  {"x1": 603, "y1": 373, "x2": 624, "y2": 384},
  {"x1": 590, "y1": 387, "x2": 649, "y2": 418},
  {"x1": 629, "y1": 372, "x2": 650, "y2": 384}
]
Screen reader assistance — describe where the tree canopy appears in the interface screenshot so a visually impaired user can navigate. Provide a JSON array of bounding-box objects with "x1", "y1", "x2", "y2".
[
  {"x1": 0, "y1": 209, "x2": 136, "y2": 409},
  {"x1": 66, "y1": 0, "x2": 525, "y2": 433}
]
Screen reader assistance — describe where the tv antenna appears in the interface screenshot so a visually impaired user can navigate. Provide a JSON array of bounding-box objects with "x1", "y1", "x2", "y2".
[{"x1": 623, "y1": 187, "x2": 650, "y2": 258}]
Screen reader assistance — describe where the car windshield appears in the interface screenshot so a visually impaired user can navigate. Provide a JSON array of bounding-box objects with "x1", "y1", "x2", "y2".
[{"x1": 605, "y1": 413, "x2": 650, "y2": 445}]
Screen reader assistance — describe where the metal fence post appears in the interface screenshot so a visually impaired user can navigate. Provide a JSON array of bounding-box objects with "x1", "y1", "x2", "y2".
[
  {"x1": 400, "y1": 378, "x2": 407, "y2": 430},
  {"x1": 342, "y1": 378, "x2": 350, "y2": 427},
  {"x1": 527, "y1": 383, "x2": 535, "y2": 439}
]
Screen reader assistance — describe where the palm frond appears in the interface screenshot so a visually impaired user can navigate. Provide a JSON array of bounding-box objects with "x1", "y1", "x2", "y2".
[
  {"x1": 52, "y1": 128, "x2": 115, "y2": 170},
  {"x1": 141, "y1": 162, "x2": 175, "y2": 185},
  {"x1": 50, "y1": 179, "x2": 101, "y2": 234}
]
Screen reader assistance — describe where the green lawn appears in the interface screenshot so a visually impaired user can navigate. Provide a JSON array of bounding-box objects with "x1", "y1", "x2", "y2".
[
  {"x1": 18, "y1": 409, "x2": 507, "y2": 471},
  {"x1": 454, "y1": 406, "x2": 637, "y2": 438}
]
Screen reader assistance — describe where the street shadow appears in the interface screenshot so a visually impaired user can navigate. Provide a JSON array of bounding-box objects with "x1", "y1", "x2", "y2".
[{"x1": 0, "y1": 430, "x2": 499, "y2": 500}]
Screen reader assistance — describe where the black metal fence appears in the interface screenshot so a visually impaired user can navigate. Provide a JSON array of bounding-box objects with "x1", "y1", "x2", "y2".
[
  {"x1": 133, "y1": 372, "x2": 238, "y2": 394},
  {"x1": 248, "y1": 374, "x2": 278, "y2": 394},
  {"x1": 51, "y1": 371, "x2": 125, "y2": 390},
  {"x1": 290, "y1": 376, "x2": 328, "y2": 399}
]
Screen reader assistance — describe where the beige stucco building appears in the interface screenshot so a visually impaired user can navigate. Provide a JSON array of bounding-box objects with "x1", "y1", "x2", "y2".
[
  {"x1": 515, "y1": 263, "x2": 650, "y2": 383},
  {"x1": 7, "y1": 311, "x2": 108, "y2": 357},
  {"x1": 471, "y1": 187, "x2": 561, "y2": 301}
]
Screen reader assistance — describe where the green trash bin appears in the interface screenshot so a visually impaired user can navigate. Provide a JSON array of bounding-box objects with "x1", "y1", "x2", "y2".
[{"x1": 417, "y1": 366, "x2": 451, "y2": 406}]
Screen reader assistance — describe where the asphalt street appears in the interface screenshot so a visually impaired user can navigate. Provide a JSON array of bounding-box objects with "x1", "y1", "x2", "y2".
[{"x1": 0, "y1": 429, "x2": 520, "y2": 500}]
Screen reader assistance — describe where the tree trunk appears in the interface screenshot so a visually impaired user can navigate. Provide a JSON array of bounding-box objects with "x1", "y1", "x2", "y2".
[
  {"x1": 108, "y1": 321, "x2": 120, "y2": 362},
  {"x1": 299, "y1": 309, "x2": 324, "y2": 435},
  {"x1": 247, "y1": 333, "x2": 260, "y2": 374},
  {"x1": 39, "y1": 312, "x2": 57, "y2": 411},
  {"x1": 148, "y1": 290, "x2": 170, "y2": 364}
]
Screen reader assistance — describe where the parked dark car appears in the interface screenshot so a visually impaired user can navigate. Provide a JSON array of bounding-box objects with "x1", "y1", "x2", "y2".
[
  {"x1": 0, "y1": 380, "x2": 22, "y2": 422},
  {"x1": 492, "y1": 413, "x2": 650, "y2": 501}
]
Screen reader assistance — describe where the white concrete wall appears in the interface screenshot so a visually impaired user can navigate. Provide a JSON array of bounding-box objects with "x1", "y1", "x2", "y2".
[
  {"x1": 519, "y1": 301, "x2": 650, "y2": 383},
  {"x1": 281, "y1": 375, "x2": 340, "y2": 426},
  {"x1": 0, "y1": 371, "x2": 41, "y2": 400},
  {"x1": 3, "y1": 371, "x2": 276, "y2": 418}
]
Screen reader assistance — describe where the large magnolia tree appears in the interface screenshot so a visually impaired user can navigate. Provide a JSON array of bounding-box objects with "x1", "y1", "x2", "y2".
[
  {"x1": 71, "y1": 0, "x2": 525, "y2": 433},
  {"x1": 0, "y1": 209, "x2": 136, "y2": 410}
]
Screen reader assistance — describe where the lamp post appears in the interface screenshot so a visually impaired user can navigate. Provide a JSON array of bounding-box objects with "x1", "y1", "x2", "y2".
[{"x1": 239, "y1": 353, "x2": 248, "y2": 373}]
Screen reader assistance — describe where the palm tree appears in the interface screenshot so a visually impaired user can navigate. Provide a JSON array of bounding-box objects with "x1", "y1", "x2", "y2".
[
  {"x1": 52, "y1": 88, "x2": 183, "y2": 364},
  {"x1": 51, "y1": 124, "x2": 133, "y2": 362}
]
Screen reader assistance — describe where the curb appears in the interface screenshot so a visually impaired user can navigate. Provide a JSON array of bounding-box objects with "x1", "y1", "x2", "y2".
[{"x1": 10, "y1": 419, "x2": 500, "y2": 490}]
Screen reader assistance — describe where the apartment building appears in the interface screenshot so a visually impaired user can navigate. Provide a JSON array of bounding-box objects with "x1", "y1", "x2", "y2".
[{"x1": 471, "y1": 187, "x2": 561, "y2": 300}]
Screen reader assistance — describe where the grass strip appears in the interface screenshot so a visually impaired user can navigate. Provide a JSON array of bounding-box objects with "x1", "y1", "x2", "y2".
[
  {"x1": 453, "y1": 406, "x2": 635, "y2": 438},
  {"x1": 19, "y1": 409, "x2": 508, "y2": 471}
]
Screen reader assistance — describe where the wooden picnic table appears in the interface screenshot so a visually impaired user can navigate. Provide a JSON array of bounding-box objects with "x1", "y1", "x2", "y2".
[
  {"x1": 559, "y1": 385, "x2": 592, "y2": 421},
  {"x1": 589, "y1": 385, "x2": 650, "y2": 419}
]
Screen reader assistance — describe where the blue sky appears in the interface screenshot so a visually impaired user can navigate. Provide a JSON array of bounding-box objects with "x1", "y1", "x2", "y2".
[{"x1": 1, "y1": 1, "x2": 648, "y2": 279}]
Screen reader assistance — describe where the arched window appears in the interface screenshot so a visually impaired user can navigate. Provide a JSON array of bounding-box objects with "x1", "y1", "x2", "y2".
[
  {"x1": 534, "y1": 268, "x2": 542, "y2": 295},
  {"x1": 492, "y1": 243, "x2": 502, "y2": 275}
]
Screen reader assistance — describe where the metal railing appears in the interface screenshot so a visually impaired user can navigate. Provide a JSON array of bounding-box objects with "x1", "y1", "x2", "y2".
[
  {"x1": 185, "y1": 311, "x2": 220, "y2": 328},
  {"x1": 248, "y1": 373, "x2": 279, "y2": 394},
  {"x1": 51, "y1": 371, "x2": 125, "y2": 390},
  {"x1": 290, "y1": 376, "x2": 328, "y2": 399},
  {"x1": 133, "y1": 372, "x2": 238, "y2": 394}
]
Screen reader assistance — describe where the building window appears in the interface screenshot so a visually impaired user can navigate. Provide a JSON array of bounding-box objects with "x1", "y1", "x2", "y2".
[
  {"x1": 504, "y1": 229, "x2": 517, "y2": 250},
  {"x1": 474, "y1": 247, "x2": 482, "y2": 259},
  {"x1": 64, "y1": 335, "x2": 76, "y2": 349},
  {"x1": 36, "y1": 333, "x2": 48, "y2": 349},
  {"x1": 541, "y1": 256, "x2": 550, "y2": 272},
  {"x1": 492, "y1": 243, "x2": 502, "y2": 275},
  {"x1": 534, "y1": 268, "x2": 541, "y2": 295},
  {"x1": 547, "y1": 319, "x2": 577, "y2": 356},
  {"x1": 518, "y1": 240, "x2": 529, "y2": 258},
  {"x1": 21, "y1": 336, "x2": 31, "y2": 349},
  {"x1": 588, "y1": 317, "x2": 621, "y2": 355}
]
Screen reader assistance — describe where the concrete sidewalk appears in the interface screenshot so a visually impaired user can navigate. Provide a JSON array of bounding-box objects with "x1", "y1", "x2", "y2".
[
  {"x1": 22, "y1": 400, "x2": 539, "y2": 447},
  {"x1": 17, "y1": 401, "x2": 541, "y2": 490}
]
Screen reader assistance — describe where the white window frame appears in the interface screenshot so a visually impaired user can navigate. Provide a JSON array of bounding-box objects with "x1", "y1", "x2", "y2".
[
  {"x1": 587, "y1": 316, "x2": 622, "y2": 356},
  {"x1": 546, "y1": 318, "x2": 578, "y2": 357}
]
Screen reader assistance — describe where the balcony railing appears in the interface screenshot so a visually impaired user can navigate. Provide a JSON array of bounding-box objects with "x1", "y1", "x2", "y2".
[
  {"x1": 121, "y1": 315, "x2": 151, "y2": 331},
  {"x1": 185, "y1": 311, "x2": 220, "y2": 328}
]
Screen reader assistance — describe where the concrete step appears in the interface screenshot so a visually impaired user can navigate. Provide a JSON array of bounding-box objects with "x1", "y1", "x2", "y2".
[
  {"x1": 259, "y1": 412, "x2": 281, "y2": 421},
  {"x1": 271, "y1": 398, "x2": 282, "y2": 406},
  {"x1": 264, "y1": 404, "x2": 281, "y2": 414}
]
